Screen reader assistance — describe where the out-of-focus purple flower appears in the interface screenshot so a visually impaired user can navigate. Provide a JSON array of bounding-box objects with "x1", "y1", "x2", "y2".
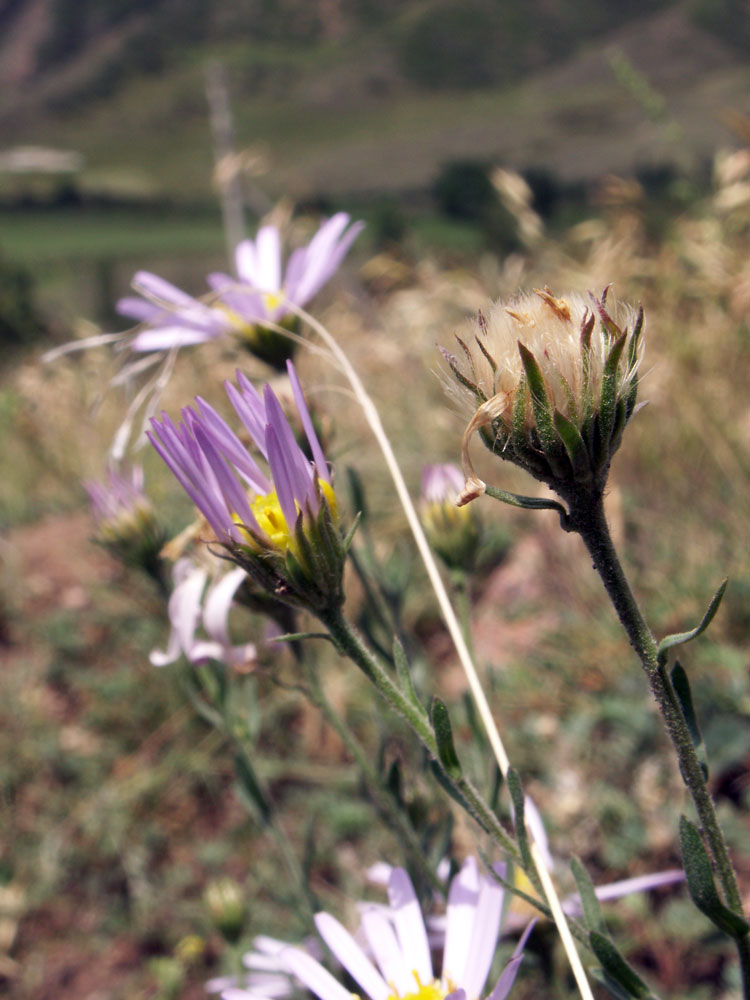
[
  {"x1": 119, "y1": 274, "x2": 230, "y2": 352},
  {"x1": 148, "y1": 361, "x2": 345, "y2": 612},
  {"x1": 222, "y1": 860, "x2": 534, "y2": 1000},
  {"x1": 208, "y1": 213, "x2": 364, "y2": 325},
  {"x1": 150, "y1": 558, "x2": 256, "y2": 670},
  {"x1": 421, "y1": 463, "x2": 466, "y2": 507},
  {"x1": 206, "y1": 935, "x2": 320, "y2": 998},
  {"x1": 84, "y1": 463, "x2": 165, "y2": 574},
  {"x1": 85, "y1": 463, "x2": 150, "y2": 533},
  {"x1": 121, "y1": 214, "x2": 363, "y2": 364}
]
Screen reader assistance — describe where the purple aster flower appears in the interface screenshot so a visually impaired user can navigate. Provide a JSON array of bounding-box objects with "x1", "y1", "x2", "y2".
[
  {"x1": 150, "y1": 558, "x2": 257, "y2": 670},
  {"x1": 121, "y1": 214, "x2": 363, "y2": 366},
  {"x1": 148, "y1": 361, "x2": 345, "y2": 612},
  {"x1": 222, "y1": 860, "x2": 534, "y2": 1000}
]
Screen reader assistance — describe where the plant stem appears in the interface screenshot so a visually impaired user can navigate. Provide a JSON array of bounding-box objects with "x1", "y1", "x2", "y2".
[
  {"x1": 319, "y1": 606, "x2": 521, "y2": 861},
  {"x1": 565, "y1": 489, "x2": 750, "y2": 991},
  {"x1": 302, "y1": 659, "x2": 444, "y2": 895}
]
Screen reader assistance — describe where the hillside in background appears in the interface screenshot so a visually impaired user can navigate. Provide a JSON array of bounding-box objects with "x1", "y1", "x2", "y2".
[{"x1": 0, "y1": 0, "x2": 748, "y2": 204}]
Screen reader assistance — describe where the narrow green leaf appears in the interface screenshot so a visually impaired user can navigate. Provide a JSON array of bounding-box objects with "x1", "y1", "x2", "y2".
[
  {"x1": 679, "y1": 816, "x2": 750, "y2": 939},
  {"x1": 394, "y1": 638, "x2": 427, "y2": 718},
  {"x1": 341, "y1": 511, "x2": 362, "y2": 554},
  {"x1": 518, "y1": 342, "x2": 556, "y2": 452},
  {"x1": 234, "y1": 751, "x2": 272, "y2": 825},
  {"x1": 589, "y1": 931, "x2": 654, "y2": 999},
  {"x1": 670, "y1": 662, "x2": 703, "y2": 751},
  {"x1": 570, "y1": 856, "x2": 605, "y2": 933},
  {"x1": 267, "y1": 631, "x2": 332, "y2": 644},
  {"x1": 346, "y1": 466, "x2": 368, "y2": 521},
  {"x1": 484, "y1": 484, "x2": 568, "y2": 520},
  {"x1": 590, "y1": 967, "x2": 645, "y2": 1000},
  {"x1": 554, "y1": 409, "x2": 591, "y2": 479},
  {"x1": 658, "y1": 579, "x2": 728, "y2": 661},
  {"x1": 431, "y1": 697, "x2": 462, "y2": 781},
  {"x1": 507, "y1": 768, "x2": 534, "y2": 874}
]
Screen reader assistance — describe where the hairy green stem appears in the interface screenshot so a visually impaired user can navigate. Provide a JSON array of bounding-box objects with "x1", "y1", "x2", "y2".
[{"x1": 565, "y1": 490, "x2": 750, "y2": 991}]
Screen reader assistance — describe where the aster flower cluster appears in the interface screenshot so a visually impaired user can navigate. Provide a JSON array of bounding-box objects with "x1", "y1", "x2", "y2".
[
  {"x1": 148, "y1": 360, "x2": 346, "y2": 613},
  {"x1": 443, "y1": 286, "x2": 644, "y2": 504},
  {"x1": 120, "y1": 214, "x2": 363, "y2": 369}
]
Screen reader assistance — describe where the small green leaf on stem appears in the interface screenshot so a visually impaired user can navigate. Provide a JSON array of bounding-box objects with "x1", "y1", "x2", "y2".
[
  {"x1": 590, "y1": 967, "x2": 645, "y2": 1000},
  {"x1": 233, "y1": 751, "x2": 272, "y2": 825},
  {"x1": 571, "y1": 856, "x2": 605, "y2": 933},
  {"x1": 393, "y1": 638, "x2": 427, "y2": 718},
  {"x1": 431, "y1": 697, "x2": 462, "y2": 781},
  {"x1": 671, "y1": 662, "x2": 707, "y2": 777},
  {"x1": 679, "y1": 816, "x2": 750, "y2": 939},
  {"x1": 484, "y1": 484, "x2": 569, "y2": 521},
  {"x1": 657, "y1": 579, "x2": 728, "y2": 662},
  {"x1": 589, "y1": 931, "x2": 654, "y2": 999},
  {"x1": 507, "y1": 768, "x2": 534, "y2": 874}
]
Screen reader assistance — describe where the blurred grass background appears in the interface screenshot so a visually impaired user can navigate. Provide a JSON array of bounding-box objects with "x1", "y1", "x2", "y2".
[{"x1": 1, "y1": 1, "x2": 750, "y2": 997}]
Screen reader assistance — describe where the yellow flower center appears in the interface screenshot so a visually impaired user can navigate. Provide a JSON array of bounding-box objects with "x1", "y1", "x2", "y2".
[
  {"x1": 249, "y1": 488, "x2": 292, "y2": 550},
  {"x1": 387, "y1": 976, "x2": 449, "y2": 1000},
  {"x1": 262, "y1": 290, "x2": 284, "y2": 313},
  {"x1": 235, "y1": 479, "x2": 338, "y2": 555}
]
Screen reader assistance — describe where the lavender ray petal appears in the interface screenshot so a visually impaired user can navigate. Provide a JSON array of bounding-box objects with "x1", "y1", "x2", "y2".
[
  {"x1": 202, "y1": 567, "x2": 247, "y2": 647},
  {"x1": 443, "y1": 857, "x2": 480, "y2": 987},
  {"x1": 195, "y1": 397, "x2": 271, "y2": 494},
  {"x1": 263, "y1": 385, "x2": 313, "y2": 502},
  {"x1": 314, "y1": 913, "x2": 389, "y2": 1000},
  {"x1": 265, "y1": 424, "x2": 301, "y2": 531},
  {"x1": 226, "y1": 373, "x2": 269, "y2": 458},
  {"x1": 147, "y1": 425, "x2": 230, "y2": 541},
  {"x1": 387, "y1": 868, "x2": 432, "y2": 985},
  {"x1": 286, "y1": 361, "x2": 329, "y2": 483},
  {"x1": 132, "y1": 270, "x2": 196, "y2": 307},
  {"x1": 193, "y1": 424, "x2": 257, "y2": 533},
  {"x1": 131, "y1": 326, "x2": 217, "y2": 352},
  {"x1": 280, "y1": 947, "x2": 353, "y2": 1000},
  {"x1": 360, "y1": 906, "x2": 413, "y2": 996},
  {"x1": 235, "y1": 239, "x2": 258, "y2": 285},
  {"x1": 462, "y1": 867, "x2": 506, "y2": 999},
  {"x1": 255, "y1": 226, "x2": 282, "y2": 292}
]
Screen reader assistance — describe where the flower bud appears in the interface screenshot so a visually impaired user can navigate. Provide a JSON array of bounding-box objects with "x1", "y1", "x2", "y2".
[
  {"x1": 84, "y1": 464, "x2": 166, "y2": 576},
  {"x1": 204, "y1": 877, "x2": 246, "y2": 944},
  {"x1": 420, "y1": 464, "x2": 480, "y2": 572}
]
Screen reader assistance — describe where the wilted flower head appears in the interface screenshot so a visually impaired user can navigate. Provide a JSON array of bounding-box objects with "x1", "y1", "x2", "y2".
[
  {"x1": 223, "y1": 860, "x2": 532, "y2": 1000},
  {"x1": 121, "y1": 214, "x2": 363, "y2": 369},
  {"x1": 421, "y1": 464, "x2": 480, "y2": 572},
  {"x1": 443, "y1": 287, "x2": 644, "y2": 504},
  {"x1": 84, "y1": 463, "x2": 165, "y2": 574},
  {"x1": 148, "y1": 361, "x2": 346, "y2": 612}
]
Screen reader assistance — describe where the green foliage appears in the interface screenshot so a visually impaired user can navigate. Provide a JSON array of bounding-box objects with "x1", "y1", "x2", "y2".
[{"x1": 0, "y1": 254, "x2": 47, "y2": 356}]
